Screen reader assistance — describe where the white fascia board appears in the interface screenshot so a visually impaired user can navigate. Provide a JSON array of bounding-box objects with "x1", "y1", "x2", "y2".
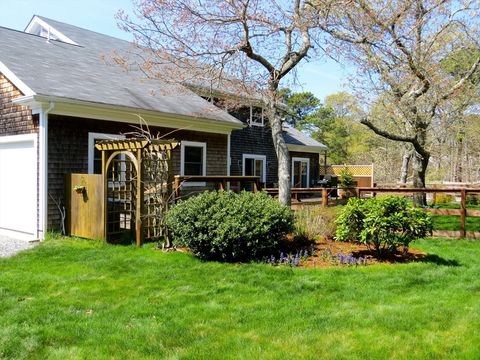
[
  {"x1": 287, "y1": 144, "x2": 328, "y2": 154},
  {"x1": 0, "y1": 62, "x2": 36, "y2": 97},
  {"x1": 25, "y1": 16, "x2": 79, "y2": 45},
  {"x1": 13, "y1": 95, "x2": 245, "y2": 135}
]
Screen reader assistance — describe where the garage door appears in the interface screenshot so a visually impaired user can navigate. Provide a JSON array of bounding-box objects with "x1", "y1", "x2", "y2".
[{"x1": 0, "y1": 134, "x2": 37, "y2": 240}]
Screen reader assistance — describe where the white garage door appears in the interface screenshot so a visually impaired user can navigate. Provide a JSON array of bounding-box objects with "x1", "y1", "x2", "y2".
[{"x1": 0, "y1": 134, "x2": 37, "y2": 240}]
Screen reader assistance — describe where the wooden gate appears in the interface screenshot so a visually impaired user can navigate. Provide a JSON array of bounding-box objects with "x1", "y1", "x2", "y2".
[{"x1": 66, "y1": 173, "x2": 104, "y2": 239}]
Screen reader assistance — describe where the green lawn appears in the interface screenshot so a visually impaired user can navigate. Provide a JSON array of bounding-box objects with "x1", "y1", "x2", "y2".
[
  {"x1": 431, "y1": 215, "x2": 480, "y2": 231},
  {"x1": 1, "y1": 236, "x2": 480, "y2": 359},
  {"x1": 427, "y1": 203, "x2": 480, "y2": 231}
]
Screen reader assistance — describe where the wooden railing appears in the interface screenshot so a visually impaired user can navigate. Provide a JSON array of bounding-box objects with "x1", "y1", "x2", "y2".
[
  {"x1": 173, "y1": 175, "x2": 261, "y2": 201},
  {"x1": 172, "y1": 178, "x2": 480, "y2": 238},
  {"x1": 263, "y1": 187, "x2": 342, "y2": 207}
]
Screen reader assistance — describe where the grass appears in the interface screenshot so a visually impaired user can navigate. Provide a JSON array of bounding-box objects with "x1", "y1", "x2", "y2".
[
  {"x1": 426, "y1": 202, "x2": 480, "y2": 231},
  {"x1": 1, "y1": 236, "x2": 480, "y2": 359},
  {"x1": 431, "y1": 215, "x2": 480, "y2": 231}
]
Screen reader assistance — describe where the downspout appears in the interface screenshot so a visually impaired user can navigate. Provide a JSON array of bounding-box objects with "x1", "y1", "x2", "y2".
[
  {"x1": 227, "y1": 133, "x2": 231, "y2": 190},
  {"x1": 227, "y1": 134, "x2": 231, "y2": 176},
  {"x1": 38, "y1": 102, "x2": 54, "y2": 240}
]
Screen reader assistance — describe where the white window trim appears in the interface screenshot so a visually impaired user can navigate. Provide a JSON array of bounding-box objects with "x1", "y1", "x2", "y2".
[
  {"x1": 181, "y1": 141, "x2": 207, "y2": 187},
  {"x1": 242, "y1": 154, "x2": 267, "y2": 183},
  {"x1": 291, "y1": 157, "x2": 310, "y2": 187},
  {"x1": 88, "y1": 132, "x2": 125, "y2": 174},
  {"x1": 249, "y1": 106, "x2": 265, "y2": 127}
]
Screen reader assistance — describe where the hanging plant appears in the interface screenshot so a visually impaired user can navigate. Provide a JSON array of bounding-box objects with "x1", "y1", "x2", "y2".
[{"x1": 73, "y1": 185, "x2": 86, "y2": 194}]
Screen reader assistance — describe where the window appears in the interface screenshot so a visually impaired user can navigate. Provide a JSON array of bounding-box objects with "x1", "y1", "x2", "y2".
[
  {"x1": 88, "y1": 132, "x2": 125, "y2": 174},
  {"x1": 292, "y1": 157, "x2": 310, "y2": 188},
  {"x1": 249, "y1": 106, "x2": 265, "y2": 127},
  {"x1": 242, "y1": 154, "x2": 266, "y2": 183},
  {"x1": 181, "y1": 141, "x2": 207, "y2": 186}
]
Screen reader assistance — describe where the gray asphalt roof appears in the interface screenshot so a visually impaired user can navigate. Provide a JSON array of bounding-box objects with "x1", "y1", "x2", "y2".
[
  {"x1": 0, "y1": 25, "x2": 242, "y2": 125},
  {"x1": 283, "y1": 126, "x2": 327, "y2": 150},
  {"x1": 1, "y1": 16, "x2": 326, "y2": 149}
]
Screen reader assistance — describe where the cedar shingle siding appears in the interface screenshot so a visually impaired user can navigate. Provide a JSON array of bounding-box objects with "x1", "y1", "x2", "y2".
[
  {"x1": 47, "y1": 115, "x2": 228, "y2": 229},
  {"x1": 229, "y1": 107, "x2": 320, "y2": 186},
  {"x1": 230, "y1": 125, "x2": 279, "y2": 185},
  {"x1": 0, "y1": 73, "x2": 37, "y2": 135}
]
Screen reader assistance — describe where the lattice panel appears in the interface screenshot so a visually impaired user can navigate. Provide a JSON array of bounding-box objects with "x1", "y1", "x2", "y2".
[
  {"x1": 106, "y1": 154, "x2": 136, "y2": 243},
  {"x1": 321, "y1": 164, "x2": 373, "y2": 176},
  {"x1": 142, "y1": 149, "x2": 171, "y2": 241}
]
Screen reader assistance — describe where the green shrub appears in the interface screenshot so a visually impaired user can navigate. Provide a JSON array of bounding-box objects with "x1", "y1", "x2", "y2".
[
  {"x1": 166, "y1": 191, "x2": 294, "y2": 261},
  {"x1": 339, "y1": 167, "x2": 355, "y2": 188},
  {"x1": 336, "y1": 196, "x2": 432, "y2": 256},
  {"x1": 434, "y1": 193, "x2": 455, "y2": 205},
  {"x1": 466, "y1": 194, "x2": 479, "y2": 206}
]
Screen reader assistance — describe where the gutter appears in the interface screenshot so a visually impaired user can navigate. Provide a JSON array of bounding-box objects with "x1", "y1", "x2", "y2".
[
  {"x1": 287, "y1": 144, "x2": 328, "y2": 154},
  {"x1": 13, "y1": 95, "x2": 245, "y2": 133}
]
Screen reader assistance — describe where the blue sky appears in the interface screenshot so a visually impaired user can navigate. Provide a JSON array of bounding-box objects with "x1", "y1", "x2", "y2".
[{"x1": 0, "y1": 0, "x2": 350, "y2": 101}]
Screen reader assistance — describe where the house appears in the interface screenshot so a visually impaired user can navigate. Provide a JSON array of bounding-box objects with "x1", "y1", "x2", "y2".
[{"x1": 0, "y1": 15, "x2": 327, "y2": 241}]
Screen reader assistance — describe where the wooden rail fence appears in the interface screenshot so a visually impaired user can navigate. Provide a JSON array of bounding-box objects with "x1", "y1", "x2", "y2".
[
  {"x1": 173, "y1": 177, "x2": 480, "y2": 239},
  {"x1": 358, "y1": 187, "x2": 480, "y2": 239}
]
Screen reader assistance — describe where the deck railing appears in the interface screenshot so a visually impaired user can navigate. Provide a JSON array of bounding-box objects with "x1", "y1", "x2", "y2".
[{"x1": 173, "y1": 175, "x2": 261, "y2": 201}]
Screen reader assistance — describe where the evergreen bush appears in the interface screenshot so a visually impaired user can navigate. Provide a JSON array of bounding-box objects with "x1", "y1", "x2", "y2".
[
  {"x1": 166, "y1": 191, "x2": 294, "y2": 261},
  {"x1": 336, "y1": 196, "x2": 432, "y2": 256}
]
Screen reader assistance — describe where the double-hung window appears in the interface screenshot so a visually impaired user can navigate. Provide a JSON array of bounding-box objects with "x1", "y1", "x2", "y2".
[
  {"x1": 242, "y1": 154, "x2": 266, "y2": 184},
  {"x1": 181, "y1": 141, "x2": 207, "y2": 186},
  {"x1": 249, "y1": 106, "x2": 265, "y2": 127}
]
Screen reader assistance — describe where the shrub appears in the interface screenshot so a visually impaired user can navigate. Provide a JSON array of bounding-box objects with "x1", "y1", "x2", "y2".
[
  {"x1": 294, "y1": 206, "x2": 340, "y2": 241},
  {"x1": 466, "y1": 194, "x2": 479, "y2": 206},
  {"x1": 339, "y1": 167, "x2": 355, "y2": 188},
  {"x1": 434, "y1": 193, "x2": 455, "y2": 205},
  {"x1": 336, "y1": 196, "x2": 432, "y2": 256},
  {"x1": 166, "y1": 191, "x2": 294, "y2": 261}
]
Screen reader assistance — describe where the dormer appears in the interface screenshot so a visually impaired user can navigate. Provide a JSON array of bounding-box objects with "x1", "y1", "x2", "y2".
[{"x1": 24, "y1": 15, "x2": 78, "y2": 45}]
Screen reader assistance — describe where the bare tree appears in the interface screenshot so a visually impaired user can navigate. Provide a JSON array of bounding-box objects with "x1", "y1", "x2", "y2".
[
  {"x1": 117, "y1": 0, "x2": 326, "y2": 205},
  {"x1": 315, "y1": 0, "x2": 480, "y2": 203}
]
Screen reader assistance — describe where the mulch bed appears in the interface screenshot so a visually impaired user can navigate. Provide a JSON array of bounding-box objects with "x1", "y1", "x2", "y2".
[{"x1": 301, "y1": 239, "x2": 426, "y2": 268}]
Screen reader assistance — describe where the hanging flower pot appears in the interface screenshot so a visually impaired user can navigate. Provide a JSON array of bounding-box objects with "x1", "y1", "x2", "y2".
[{"x1": 73, "y1": 185, "x2": 86, "y2": 194}]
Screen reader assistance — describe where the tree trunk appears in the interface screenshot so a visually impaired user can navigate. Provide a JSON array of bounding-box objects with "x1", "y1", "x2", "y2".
[
  {"x1": 399, "y1": 148, "x2": 411, "y2": 184},
  {"x1": 267, "y1": 85, "x2": 291, "y2": 206},
  {"x1": 411, "y1": 128, "x2": 430, "y2": 206},
  {"x1": 271, "y1": 117, "x2": 291, "y2": 206},
  {"x1": 412, "y1": 150, "x2": 429, "y2": 206},
  {"x1": 454, "y1": 129, "x2": 464, "y2": 182}
]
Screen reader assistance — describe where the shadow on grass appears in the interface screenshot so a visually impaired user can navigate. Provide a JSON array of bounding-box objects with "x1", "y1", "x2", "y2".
[{"x1": 419, "y1": 254, "x2": 461, "y2": 267}]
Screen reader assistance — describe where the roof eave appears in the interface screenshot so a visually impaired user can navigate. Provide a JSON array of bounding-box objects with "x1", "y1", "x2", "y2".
[
  {"x1": 14, "y1": 94, "x2": 245, "y2": 134},
  {"x1": 287, "y1": 143, "x2": 328, "y2": 154}
]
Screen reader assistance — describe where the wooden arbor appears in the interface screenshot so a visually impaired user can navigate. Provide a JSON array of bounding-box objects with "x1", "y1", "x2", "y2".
[{"x1": 95, "y1": 139, "x2": 179, "y2": 246}]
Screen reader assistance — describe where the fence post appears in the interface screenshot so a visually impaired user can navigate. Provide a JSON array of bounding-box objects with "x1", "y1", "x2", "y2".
[
  {"x1": 460, "y1": 189, "x2": 466, "y2": 238},
  {"x1": 322, "y1": 188, "x2": 328, "y2": 207}
]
